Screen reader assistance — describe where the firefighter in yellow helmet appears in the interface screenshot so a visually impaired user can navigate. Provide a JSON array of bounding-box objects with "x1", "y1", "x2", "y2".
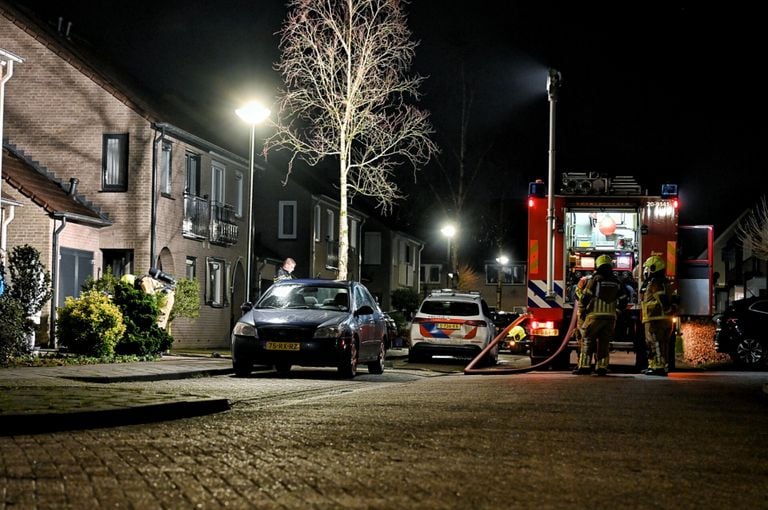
[
  {"x1": 640, "y1": 255, "x2": 677, "y2": 376},
  {"x1": 575, "y1": 254, "x2": 627, "y2": 375}
]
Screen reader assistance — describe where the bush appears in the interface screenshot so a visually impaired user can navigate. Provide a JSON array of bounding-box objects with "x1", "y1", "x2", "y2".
[
  {"x1": 0, "y1": 294, "x2": 31, "y2": 363},
  {"x1": 57, "y1": 291, "x2": 126, "y2": 357},
  {"x1": 168, "y1": 277, "x2": 200, "y2": 330},
  {"x1": 111, "y1": 281, "x2": 172, "y2": 356},
  {"x1": 391, "y1": 287, "x2": 421, "y2": 315},
  {"x1": 7, "y1": 244, "x2": 52, "y2": 317}
]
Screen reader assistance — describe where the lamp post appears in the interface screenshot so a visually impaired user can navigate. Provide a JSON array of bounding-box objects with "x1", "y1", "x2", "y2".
[
  {"x1": 495, "y1": 255, "x2": 508, "y2": 310},
  {"x1": 0, "y1": 49, "x2": 23, "y2": 251},
  {"x1": 235, "y1": 100, "x2": 270, "y2": 303},
  {"x1": 440, "y1": 224, "x2": 456, "y2": 288}
]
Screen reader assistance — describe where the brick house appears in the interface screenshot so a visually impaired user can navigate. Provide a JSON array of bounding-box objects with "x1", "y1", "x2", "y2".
[{"x1": 0, "y1": 4, "x2": 254, "y2": 348}]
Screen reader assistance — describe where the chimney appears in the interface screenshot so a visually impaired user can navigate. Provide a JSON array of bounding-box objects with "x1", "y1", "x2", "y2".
[{"x1": 68, "y1": 177, "x2": 79, "y2": 196}]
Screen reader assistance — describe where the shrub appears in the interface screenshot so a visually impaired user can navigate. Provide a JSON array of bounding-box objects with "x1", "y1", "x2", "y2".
[
  {"x1": 57, "y1": 291, "x2": 126, "y2": 357},
  {"x1": 111, "y1": 280, "x2": 172, "y2": 356},
  {"x1": 391, "y1": 287, "x2": 421, "y2": 315},
  {"x1": 82, "y1": 265, "x2": 120, "y2": 295},
  {"x1": 168, "y1": 277, "x2": 200, "y2": 331},
  {"x1": 0, "y1": 294, "x2": 31, "y2": 363},
  {"x1": 7, "y1": 244, "x2": 52, "y2": 317}
]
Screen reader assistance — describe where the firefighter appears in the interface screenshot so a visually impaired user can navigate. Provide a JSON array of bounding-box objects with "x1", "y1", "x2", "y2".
[
  {"x1": 575, "y1": 255, "x2": 627, "y2": 376},
  {"x1": 640, "y1": 255, "x2": 677, "y2": 376}
]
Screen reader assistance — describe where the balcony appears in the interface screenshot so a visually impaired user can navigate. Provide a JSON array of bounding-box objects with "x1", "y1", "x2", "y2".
[
  {"x1": 210, "y1": 201, "x2": 239, "y2": 245},
  {"x1": 183, "y1": 194, "x2": 239, "y2": 246},
  {"x1": 183, "y1": 194, "x2": 209, "y2": 240}
]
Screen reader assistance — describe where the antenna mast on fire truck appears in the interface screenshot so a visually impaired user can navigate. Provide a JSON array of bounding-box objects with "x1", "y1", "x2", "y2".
[{"x1": 545, "y1": 68, "x2": 562, "y2": 300}]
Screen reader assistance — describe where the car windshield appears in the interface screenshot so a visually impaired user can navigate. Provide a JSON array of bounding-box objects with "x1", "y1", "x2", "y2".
[
  {"x1": 256, "y1": 283, "x2": 350, "y2": 310},
  {"x1": 420, "y1": 300, "x2": 479, "y2": 317}
]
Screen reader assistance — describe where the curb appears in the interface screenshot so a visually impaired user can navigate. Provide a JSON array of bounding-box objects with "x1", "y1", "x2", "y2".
[
  {"x1": 0, "y1": 398, "x2": 231, "y2": 436},
  {"x1": 60, "y1": 367, "x2": 235, "y2": 384}
]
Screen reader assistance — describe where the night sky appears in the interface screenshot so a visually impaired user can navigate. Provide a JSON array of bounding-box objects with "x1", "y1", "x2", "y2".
[{"x1": 7, "y1": 1, "x2": 766, "y2": 261}]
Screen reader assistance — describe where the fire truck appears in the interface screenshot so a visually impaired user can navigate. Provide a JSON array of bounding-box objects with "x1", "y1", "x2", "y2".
[{"x1": 525, "y1": 172, "x2": 713, "y2": 369}]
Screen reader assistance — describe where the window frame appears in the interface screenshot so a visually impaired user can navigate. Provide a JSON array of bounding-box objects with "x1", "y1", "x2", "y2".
[
  {"x1": 205, "y1": 257, "x2": 227, "y2": 307},
  {"x1": 160, "y1": 141, "x2": 172, "y2": 197},
  {"x1": 185, "y1": 152, "x2": 201, "y2": 196},
  {"x1": 278, "y1": 200, "x2": 298, "y2": 239},
  {"x1": 102, "y1": 133, "x2": 129, "y2": 192}
]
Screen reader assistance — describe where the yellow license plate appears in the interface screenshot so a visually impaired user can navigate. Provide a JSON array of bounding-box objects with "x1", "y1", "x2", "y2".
[
  {"x1": 437, "y1": 323, "x2": 461, "y2": 330},
  {"x1": 534, "y1": 328, "x2": 559, "y2": 337},
  {"x1": 266, "y1": 342, "x2": 300, "y2": 351}
]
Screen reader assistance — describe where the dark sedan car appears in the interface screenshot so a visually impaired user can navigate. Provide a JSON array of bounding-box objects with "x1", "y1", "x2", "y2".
[
  {"x1": 714, "y1": 296, "x2": 768, "y2": 368},
  {"x1": 231, "y1": 279, "x2": 389, "y2": 377}
]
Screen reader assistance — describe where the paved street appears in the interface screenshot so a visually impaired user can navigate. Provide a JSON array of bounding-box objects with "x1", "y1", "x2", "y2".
[{"x1": 1, "y1": 354, "x2": 767, "y2": 509}]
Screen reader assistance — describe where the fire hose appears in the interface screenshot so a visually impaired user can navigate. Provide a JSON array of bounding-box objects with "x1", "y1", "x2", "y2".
[{"x1": 464, "y1": 302, "x2": 580, "y2": 375}]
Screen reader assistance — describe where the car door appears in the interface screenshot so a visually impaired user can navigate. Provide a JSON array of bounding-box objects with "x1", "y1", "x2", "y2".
[{"x1": 354, "y1": 284, "x2": 380, "y2": 360}]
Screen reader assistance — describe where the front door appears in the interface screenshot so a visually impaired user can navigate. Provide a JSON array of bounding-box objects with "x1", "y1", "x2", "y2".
[{"x1": 59, "y1": 248, "x2": 94, "y2": 307}]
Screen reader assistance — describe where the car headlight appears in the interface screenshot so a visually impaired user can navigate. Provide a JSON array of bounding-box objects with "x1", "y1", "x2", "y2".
[
  {"x1": 233, "y1": 323, "x2": 258, "y2": 337},
  {"x1": 314, "y1": 325, "x2": 342, "y2": 338}
]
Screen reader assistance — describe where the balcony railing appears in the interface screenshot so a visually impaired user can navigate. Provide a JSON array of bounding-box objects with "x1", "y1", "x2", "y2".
[
  {"x1": 183, "y1": 195, "x2": 239, "y2": 246},
  {"x1": 183, "y1": 194, "x2": 209, "y2": 240},
  {"x1": 210, "y1": 201, "x2": 239, "y2": 245}
]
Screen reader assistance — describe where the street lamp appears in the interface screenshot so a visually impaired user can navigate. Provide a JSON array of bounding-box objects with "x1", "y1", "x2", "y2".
[
  {"x1": 440, "y1": 224, "x2": 456, "y2": 288},
  {"x1": 235, "y1": 100, "x2": 271, "y2": 303},
  {"x1": 495, "y1": 255, "x2": 509, "y2": 310},
  {"x1": 0, "y1": 48, "x2": 23, "y2": 251}
]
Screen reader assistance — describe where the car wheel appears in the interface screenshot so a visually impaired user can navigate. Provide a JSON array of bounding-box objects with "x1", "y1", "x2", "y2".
[
  {"x1": 367, "y1": 341, "x2": 386, "y2": 374},
  {"x1": 233, "y1": 357, "x2": 252, "y2": 377},
  {"x1": 733, "y1": 337, "x2": 765, "y2": 368},
  {"x1": 338, "y1": 339, "x2": 358, "y2": 378},
  {"x1": 275, "y1": 362, "x2": 292, "y2": 376}
]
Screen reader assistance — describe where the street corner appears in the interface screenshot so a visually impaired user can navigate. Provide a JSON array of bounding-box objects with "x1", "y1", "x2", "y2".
[{"x1": 0, "y1": 385, "x2": 230, "y2": 436}]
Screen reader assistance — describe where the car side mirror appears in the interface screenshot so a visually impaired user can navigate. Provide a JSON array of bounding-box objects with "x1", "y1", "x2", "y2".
[{"x1": 240, "y1": 301, "x2": 253, "y2": 315}]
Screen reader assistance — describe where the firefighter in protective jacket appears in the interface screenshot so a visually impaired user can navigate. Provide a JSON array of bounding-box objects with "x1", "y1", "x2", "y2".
[
  {"x1": 640, "y1": 255, "x2": 677, "y2": 376},
  {"x1": 575, "y1": 255, "x2": 627, "y2": 375}
]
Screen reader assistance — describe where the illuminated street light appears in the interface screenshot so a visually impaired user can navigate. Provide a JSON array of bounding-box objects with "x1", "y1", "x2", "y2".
[
  {"x1": 495, "y1": 255, "x2": 509, "y2": 310},
  {"x1": 236, "y1": 100, "x2": 271, "y2": 303},
  {"x1": 441, "y1": 224, "x2": 457, "y2": 288}
]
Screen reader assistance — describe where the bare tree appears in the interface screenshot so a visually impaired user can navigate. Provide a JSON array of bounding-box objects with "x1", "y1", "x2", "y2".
[
  {"x1": 264, "y1": 0, "x2": 437, "y2": 279},
  {"x1": 737, "y1": 196, "x2": 768, "y2": 260}
]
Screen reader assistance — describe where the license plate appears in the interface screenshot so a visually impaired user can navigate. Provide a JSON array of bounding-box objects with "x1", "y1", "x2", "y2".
[
  {"x1": 266, "y1": 341, "x2": 300, "y2": 351},
  {"x1": 534, "y1": 328, "x2": 559, "y2": 337},
  {"x1": 437, "y1": 323, "x2": 461, "y2": 330}
]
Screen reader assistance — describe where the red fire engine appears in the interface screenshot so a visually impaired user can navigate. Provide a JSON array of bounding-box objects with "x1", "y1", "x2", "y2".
[{"x1": 525, "y1": 173, "x2": 713, "y2": 369}]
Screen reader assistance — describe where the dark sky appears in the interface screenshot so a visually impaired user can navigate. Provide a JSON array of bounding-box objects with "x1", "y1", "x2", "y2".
[{"x1": 9, "y1": 1, "x2": 767, "y2": 256}]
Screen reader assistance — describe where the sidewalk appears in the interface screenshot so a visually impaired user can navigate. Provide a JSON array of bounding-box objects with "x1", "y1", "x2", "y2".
[
  {"x1": 0, "y1": 354, "x2": 234, "y2": 436},
  {"x1": 0, "y1": 348, "x2": 411, "y2": 436}
]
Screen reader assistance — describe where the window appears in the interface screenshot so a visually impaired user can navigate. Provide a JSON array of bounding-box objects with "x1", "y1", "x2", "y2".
[
  {"x1": 234, "y1": 171, "x2": 244, "y2": 217},
  {"x1": 206, "y1": 257, "x2": 226, "y2": 307},
  {"x1": 279, "y1": 200, "x2": 297, "y2": 239},
  {"x1": 326, "y1": 210, "x2": 335, "y2": 241},
  {"x1": 211, "y1": 162, "x2": 225, "y2": 204},
  {"x1": 350, "y1": 219, "x2": 358, "y2": 249},
  {"x1": 160, "y1": 141, "x2": 172, "y2": 196},
  {"x1": 186, "y1": 256, "x2": 196, "y2": 279},
  {"x1": 364, "y1": 232, "x2": 381, "y2": 264},
  {"x1": 102, "y1": 133, "x2": 128, "y2": 191},
  {"x1": 314, "y1": 205, "x2": 321, "y2": 242},
  {"x1": 185, "y1": 153, "x2": 201, "y2": 196},
  {"x1": 484, "y1": 262, "x2": 526, "y2": 285},
  {"x1": 420, "y1": 264, "x2": 442, "y2": 284}
]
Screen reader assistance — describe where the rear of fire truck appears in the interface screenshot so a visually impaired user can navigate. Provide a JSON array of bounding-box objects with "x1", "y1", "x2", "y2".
[{"x1": 526, "y1": 173, "x2": 684, "y2": 369}]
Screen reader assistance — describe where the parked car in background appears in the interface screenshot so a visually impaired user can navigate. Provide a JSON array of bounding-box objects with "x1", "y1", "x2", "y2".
[
  {"x1": 231, "y1": 279, "x2": 389, "y2": 377},
  {"x1": 714, "y1": 296, "x2": 768, "y2": 369},
  {"x1": 408, "y1": 290, "x2": 498, "y2": 365}
]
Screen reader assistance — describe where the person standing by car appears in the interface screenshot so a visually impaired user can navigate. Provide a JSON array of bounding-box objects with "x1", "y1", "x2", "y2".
[
  {"x1": 575, "y1": 255, "x2": 627, "y2": 376},
  {"x1": 640, "y1": 255, "x2": 677, "y2": 376},
  {"x1": 274, "y1": 257, "x2": 297, "y2": 282}
]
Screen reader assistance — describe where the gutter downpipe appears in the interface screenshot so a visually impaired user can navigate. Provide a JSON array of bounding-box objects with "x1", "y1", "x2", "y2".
[
  {"x1": 150, "y1": 126, "x2": 164, "y2": 268},
  {"x1": 357, "y1": 216, "x2": 365, "y2": 282},
  {"x1": 1, "y1": 202, "x2": 14, "y2": 252},
  {"x1": 50, "y1": 216, "x2": 67, "y2": 347},
  {"x1": 0, "y1": 49, "x2": 23, "y2": 250},
  {"x1": 311, "y1": 195, "x2": 320, "y2": 278},
  {"x1": 545, "y1": 68, "x2": 561, "y2": 300}
]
